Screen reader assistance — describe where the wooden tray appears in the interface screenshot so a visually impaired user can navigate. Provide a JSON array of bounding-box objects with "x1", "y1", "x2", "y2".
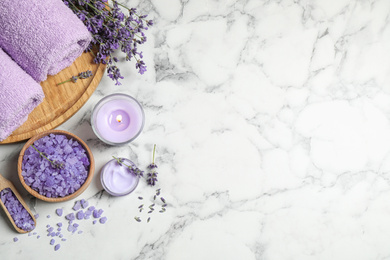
[{"x1": 0, "y1": 52, "x2": 106, "y2": 144}]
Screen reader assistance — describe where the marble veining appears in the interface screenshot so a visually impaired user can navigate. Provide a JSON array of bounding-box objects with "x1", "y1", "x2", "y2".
[{"x1": 1, "y1": 0, "x2": 390, "y2": 259}]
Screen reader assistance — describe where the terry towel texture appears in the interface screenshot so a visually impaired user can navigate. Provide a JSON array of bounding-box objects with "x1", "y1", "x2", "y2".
[
  {"x1": 0, "y1": 0, "x2": 92, "y2": 82},
  {"x1": 0, "y1": 48, "x2": 45, "y2": 141}
]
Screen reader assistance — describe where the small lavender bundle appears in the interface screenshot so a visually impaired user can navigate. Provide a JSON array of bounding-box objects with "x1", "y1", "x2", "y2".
[
  {"x1": 63, "y1": 0, "x2": 153, "y2": 85},
  {"x1": 146, "y1": 144, "x2": 158, "y2": 186}
]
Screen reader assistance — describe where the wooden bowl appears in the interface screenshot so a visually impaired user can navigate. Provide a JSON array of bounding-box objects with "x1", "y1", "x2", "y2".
[{"x1": 17, "y1": 130, "x2": 95, "y2": 202}]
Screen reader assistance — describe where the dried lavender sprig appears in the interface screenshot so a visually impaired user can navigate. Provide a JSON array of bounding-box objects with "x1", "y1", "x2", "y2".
[
  {"x1": 57, "y1": 70, "x2": 93, "y2": 85},
  {"x1": 31, "y1": 144, "x2": 64, "y2": 169},
  {"x1": 112, "y1": 156, "x2": 144, "y2": 177},
  {"x1": 146, "y1": 145, "x2": 158, "y2": 186}
]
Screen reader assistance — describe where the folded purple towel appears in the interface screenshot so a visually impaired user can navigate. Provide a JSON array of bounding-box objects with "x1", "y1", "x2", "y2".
[
  {"x1": 0, "y1": 48, "x2": 45, "y2": 141},
  {"x1": 0, "y1": 0, "x2": 92, "y2": 82}
]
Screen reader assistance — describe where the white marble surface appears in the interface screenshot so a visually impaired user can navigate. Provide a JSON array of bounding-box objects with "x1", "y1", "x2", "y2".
[{"x1": 2, "y1": 0, "x2": 390, "y2": 259}]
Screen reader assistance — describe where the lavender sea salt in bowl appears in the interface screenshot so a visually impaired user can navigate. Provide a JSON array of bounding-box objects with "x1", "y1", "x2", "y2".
[{"x1": 18, "y1": 130, "x2": 95, "y2": 202}]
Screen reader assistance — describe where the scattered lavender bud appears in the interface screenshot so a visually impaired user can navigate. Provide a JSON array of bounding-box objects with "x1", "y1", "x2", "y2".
[
  {"x1": 153, "y1": 195, "x2": 156, "y2": 200},
  {"x1": 50, "y1": 239, "x2": 55, "y2": 245},
  {"x1": 160, "y1": 197, "x2": 166, "y2": 204},
  {"x1": 134, "y1": 217, "x2": 141, "y2": 222},
  {"x1": 147, "y1": 217, "x2": 150, "y2": 223},
  {"x1": 138, "y1": 204, "x2": 144, "y2": 208},
  {"x1": 148, "y1": 211, "x2": 153, "y2": 214},
  {"x1": 99, "y1": 217, "x2": 107, "y2": 224},
  {"x1": 65, "y1": 213, "x2": 75, "y2": 221},
  {"x1": 156, "y1": 189, "x2": 161, "y2": 196},
  {"x1": 54, "y1": 244, "x2": 61, "y2": 251},
  {"x1": 13, "y1": 237, "x2": 18, "y2": 242},
  {"x1": 56, "y1": 208, "x2": 63, "y2": 217},
  {"x1": 138, "y1": 197, "x2": 143, "y2": 200}
]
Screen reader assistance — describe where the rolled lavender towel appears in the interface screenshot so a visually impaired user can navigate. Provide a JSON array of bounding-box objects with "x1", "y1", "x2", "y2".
[
  {"x1": 0, "y1": 0, "x2": 92, "y2": 82},
  {"x1": 0, "y1": 48, "x2": 45, "y2": 141}
]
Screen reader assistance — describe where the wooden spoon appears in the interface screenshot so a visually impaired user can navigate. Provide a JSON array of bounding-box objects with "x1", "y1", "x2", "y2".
[{"x1": 0, "y1": 174, "x2": 36, "y2": 233}]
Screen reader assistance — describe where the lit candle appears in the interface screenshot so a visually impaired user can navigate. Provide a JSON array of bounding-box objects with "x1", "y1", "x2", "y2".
[
  {"x1": 100, "y1": 158, "x2": 140, "y2": 196},
  {"x1": 91, "y1": 94, "x2": 145, "y2": 145}
]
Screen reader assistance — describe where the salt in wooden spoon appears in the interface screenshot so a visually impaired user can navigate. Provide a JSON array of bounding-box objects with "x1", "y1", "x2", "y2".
[{"x1": 0, "y1": 174, "x2": 36, "y2": 233}]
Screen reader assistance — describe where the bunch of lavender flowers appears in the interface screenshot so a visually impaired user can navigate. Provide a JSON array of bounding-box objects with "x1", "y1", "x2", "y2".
[{"x1": 63, "y1": 0, "x2": 153, "y2": 85}]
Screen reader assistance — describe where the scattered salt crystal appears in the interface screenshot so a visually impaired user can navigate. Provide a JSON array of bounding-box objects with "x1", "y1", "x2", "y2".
[
  {"x1": 88, "y1": 206, "x2": 95, "y2": 211},
  {"x1": 46, "y1": 224, "x2": 50, "y2": 228},
  {"x1": 33, "y1": 232, "x2": 37, "y2": 235},
  {"x1": 65, "y1": 213, "x2": 75, "y2": 221},
  {"x1": 47, "y1": 227, "x2": 54, "y2": 233},
  {"x1": 59, "y1": 234, "x2": 63, "y2": 238},
  {"x1": 57, "y1": 228, "x2": 61, "y2": 231},
  {"x1": 34, "y1": 214, "x2": 39, "y2": 219},
  {"x1": 28, "y1": 233, "x2": 33, "y2": 237},
  {"x1": 37, "y1": 235, "x2": 40, "y2": 239},
  {"x1": 56, "y1": 208, "x2": 63, "y2": 217},
  {"x1": 93, "y1": 209, "x2": 103, "y2": 218},
  {"x1": 47, "y1": 215, "x2": 50, "y2": 218},
  {"x1": 76, "y1": 210, "x2": 84, "y2": 220},
  {"x1": 93, "y1": 220, "x2": 97, "y2": 225},
  {"x1": 13, "y1": 237, "x2": 18, "y2": 242},
  {"x1": 57, "y1": 223, "x2": 62, "y2": 227},
  {"x1": 78, "y1": 230, "x2": 83, "y2": 234},
  {"x1": 72, "y1": 201, "x2": 81, "y2": 211},
  {"x1": 54, "y1": 244, "x2": 61, "y2": 251},
  {"x1": 61, "y1": 238, "x2": 66, "y2": 241},
  {"x1": 50, "y1": 239, "x2": 55, "y2": 245},
  {"x1": 99, "y1": 217, "x2": 107, "y2": 224},
  {"x1": 51, "y1": 232, "x2": 56, "y2": 237},
  {"x1": 73, "y1": 223, "x2": 79, "y2": 228},
  {"x1": 80, "y1": 199, "x2": 89, "y2": 209}
]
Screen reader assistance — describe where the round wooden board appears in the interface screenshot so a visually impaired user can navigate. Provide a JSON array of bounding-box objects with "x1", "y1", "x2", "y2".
[{"x1": 0, "y1": 52, "x2": 106, "y2": 144}]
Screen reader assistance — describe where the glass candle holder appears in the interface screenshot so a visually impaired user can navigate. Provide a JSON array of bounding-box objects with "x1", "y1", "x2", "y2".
[
  {"x1": 91, "y1": 93, "x2": 145, "y2": 145},
  {"x1": 100, "y1": 158, "x2": 140, "y2": 196}
]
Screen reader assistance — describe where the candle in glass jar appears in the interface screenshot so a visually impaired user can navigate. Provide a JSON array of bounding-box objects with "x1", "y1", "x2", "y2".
[
  {"x1": 91, "y1": 94, "x2": 145, "y2": 145},
  {"x1": 100, "y1": 158, "x2": 140, "y2": 196}
]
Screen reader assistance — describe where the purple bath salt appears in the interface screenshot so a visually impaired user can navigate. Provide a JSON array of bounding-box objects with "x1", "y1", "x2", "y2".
[
  {"x1": 99, "y1": 217, "x2": 107, "y2": 224},
  {"x1": 47, "y1": 215, "x2": 51, "y2": 218},
  {"x1": 21, "y1": 134, "x2": 90, "y2": 198},
  {"x1": 80, "y1": 199, "x2": 89, "y2": 209},
  {"x1": 78, "y1": 230, "x2": 83, "y2": 234},
  {"x1": 57, "y1": 222, "x2": 63, "y2": 227},
  {"x1": 92, "y1": 220, "x2": 97, "y2": 225},
  {"x1": 50, "y1": 239, "x2": 55, "y2": 245},
  {"x1": 76, "y1": 210, "x2": 84, "y2": 220},
  {"x1": 54, "y1": 244, "x2": 61, "y2": 251},
  {"x1": 56, "y1": 208, "x2": 63, "y2": 217},
  {"x1": 72, "y1": 201, "x2": 81, "y2": 211},
  {"x1": 0, "y1": 188, "x2": 35, "y2": 231},
  {"x1": 93, "y1": 209, "x2": 104, "y2": 218},
  {"x1": 47, "y1": 227, "x2": 54, "y2": 233},
  {"x1": 37, "y1": 235, "x2": 40, "y2": 239},
  {"x1": 13, "y1": 237, "x2": 18, "y2": 242},
  {"x1": 34, "y1": 214, "x2": 39, "y2": 219},
  {"x1": 65, "y1": 213, "x2": 75, "y2": 221}
]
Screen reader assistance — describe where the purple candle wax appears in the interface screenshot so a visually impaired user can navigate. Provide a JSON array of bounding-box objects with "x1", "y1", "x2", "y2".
[
  {"x1": 91, "y1": 94, "x2": 145, "y2": 145},
  {"x1": 100, "y1": 158, "x2": 140, "y2": 196}
]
